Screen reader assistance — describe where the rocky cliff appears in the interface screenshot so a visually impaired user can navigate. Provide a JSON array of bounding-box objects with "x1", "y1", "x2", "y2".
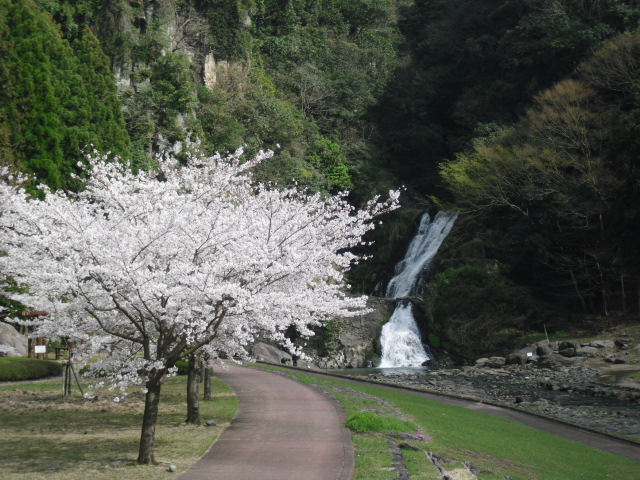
[{"x1": 314, "y1": 296, "x2": 394, "y2": 369}]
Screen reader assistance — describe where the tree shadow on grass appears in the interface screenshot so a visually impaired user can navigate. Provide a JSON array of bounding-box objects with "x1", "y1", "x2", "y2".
[{"x1": 0, "y1": 435, "x2": 139, "y2": 474}]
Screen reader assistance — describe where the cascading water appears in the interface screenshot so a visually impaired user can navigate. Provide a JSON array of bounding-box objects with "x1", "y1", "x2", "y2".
[{"x1": 378, "y1": 211, "x2": 457, "y2": 368}]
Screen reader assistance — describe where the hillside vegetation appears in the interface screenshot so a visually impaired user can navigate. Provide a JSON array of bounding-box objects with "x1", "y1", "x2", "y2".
[{"x1": 2, "y1": 0, "x2": 640, "y2": 358}]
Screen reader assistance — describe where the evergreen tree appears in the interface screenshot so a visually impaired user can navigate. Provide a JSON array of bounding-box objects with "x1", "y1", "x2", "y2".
[
  {"x1": 73, "y1": 28, "x2": 130, "y2": 159},
  {"x1": 0, "y1": 0, "x2": 129, "y2": 191}
]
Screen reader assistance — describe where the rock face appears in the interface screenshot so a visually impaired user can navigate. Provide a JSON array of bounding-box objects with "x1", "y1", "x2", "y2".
[
  {"x1": 316, "y1": 296, "x2": 394, "y2": 369},
  {"x1": 249, "y1": 296, "x2": 393, "y2": 369},
  {"x1": 0, "y1": 323, "x2": 27, "y2": 356},
  {"x1": 251, "y1": 342, "x2": 291, "y2": 365}
]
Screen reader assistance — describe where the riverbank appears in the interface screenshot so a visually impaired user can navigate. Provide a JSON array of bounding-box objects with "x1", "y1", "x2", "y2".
[{"x1": 358, "y1": 361, "x2": 640, "y2": 441}]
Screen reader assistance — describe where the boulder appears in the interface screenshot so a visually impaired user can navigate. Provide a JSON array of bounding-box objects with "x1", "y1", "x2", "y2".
[
  {"x1": 575, "y1": 346, "x2": 598, "y2": 357},
  {"x1": 475, "y1": 358, "x2": 489, "y2": 367},
  {"x1": 615, "y1": 339, "x2": 630, "y2": 348},
  {"x1": 538, "y1": 353, "x2": 583, "y2": 368},
  {"x1": 251, "y1": 342, "x2": 291, "y2": 364},
  {"x1": 589, "y1": 339, "x2": 616, "y2": 349},
  {"x1": 316, "y1": 356, "x2": 343, "y2": 369},
  {"x1": 0, "y1": 323, "x2": 28, "y2": 356},
  {"x1": 559, "y1": 340, "x2": 580, "y2": 351},
  {"x1": 558, "y1": 347, "x2": 576, "y2": 357},
  {"x1": 491, "y1": 356, "x2": 507, "y2": 367},
  {"x1": 506, "y1": 353, "x2": 527, "y2": 365},
  {"x1": 536, "y1": 344, "x2": 553, "y2": 356},
  {"x1": 475, "y1": 357, "x2": 506, "y2": 368},
  {"x1": 548, "y1": 341, "x2": 560, "y2": 351}
]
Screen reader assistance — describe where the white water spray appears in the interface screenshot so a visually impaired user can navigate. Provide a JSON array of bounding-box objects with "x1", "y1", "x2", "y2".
[{"x1": 379, "y1": 211, "x2": 457, "y2": 368}]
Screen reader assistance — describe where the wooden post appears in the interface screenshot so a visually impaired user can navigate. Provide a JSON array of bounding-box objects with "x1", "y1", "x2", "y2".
[
  {"x1": 27, "y1": 328, "x2": 33, "y2": 359},
  {"x1": 22, "y1": 311, "x2": 49, "y2": 358}
]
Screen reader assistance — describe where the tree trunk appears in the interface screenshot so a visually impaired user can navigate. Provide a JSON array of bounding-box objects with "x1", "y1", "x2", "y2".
[
  {"x1": 637, "y1": 278, "x2": 640, "y2": 319},
  {"x1": 203, "y1": 363, "x2": 212, "y2": 401},
  {"x1": 569, "y1": 269, "x2": 588, "y2": 312},
  {"x1": 621, "y1": 273, "x2": 626, "y2": 314},
  {"x1": 137, "y1": 377, "x2": 162, "y2": 464},
  {"x1": 186, "y1": 353, "x2": 201, "y2": 424}
]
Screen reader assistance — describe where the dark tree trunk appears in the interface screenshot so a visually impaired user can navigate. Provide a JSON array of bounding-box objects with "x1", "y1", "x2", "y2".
[
  {"x1": 203, "y1": 363, "x2": 212, "y2": 400},
  {"x1": 137, "y1": 376, "x2": 162, "y2": 464},
  {"x1": 569, "y1": 269, "x2": 588, "y2": 312},
  {"x1": 186, "y1": 353, "x2": 201, "y2": 424},
  {"x1": 621, "y1": 273, "x2": 626, "y2": 313},
  {"x1": 637, "y1": 278, "x2": 640, "y2": 319}
]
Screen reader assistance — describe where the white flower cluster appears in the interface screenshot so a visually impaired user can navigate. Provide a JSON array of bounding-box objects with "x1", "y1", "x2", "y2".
[
  {"x1": 0, "y1": 344, "x2": 18, "y2": 356},
  {"x1": 0, "y1": 149, "x2": 399, "y2": 393}
]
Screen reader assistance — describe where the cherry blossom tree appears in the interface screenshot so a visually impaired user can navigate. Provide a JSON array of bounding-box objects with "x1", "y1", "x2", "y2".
[{"x1": 0, "y1": 150, "x2": 399, "y2": 464}]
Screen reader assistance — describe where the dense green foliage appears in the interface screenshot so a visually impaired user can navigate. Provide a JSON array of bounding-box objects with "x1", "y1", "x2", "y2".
[
  {"x1": 0, "y1": 0, "x2": 130, "y2": 192},
  {"x1": 33, "y1": 0, "x2": 404, "y2": 195},
  {"x1": 4, "y1": 0, "x2": 640, "y2": 357},
  {"x1": 426, "y1": 264, "x2": 533, "y2": 356},
  {"x1": 0, "y1": 357, "x2": 63, "y2": 381},
  {"x1": 375, "y1": 0, "x2": 640, "y2": 191},
  {"x1": 380, "y1": 1, "x2": 640, "y2": 353},
  {"x1": 439, "y1": 32, "x2": 640, "y2": 324}
]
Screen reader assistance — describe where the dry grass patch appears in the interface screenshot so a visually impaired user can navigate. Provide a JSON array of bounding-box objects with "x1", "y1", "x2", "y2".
[{"x1": 0, "y1": 373, "x2": 237, "y2": 480}]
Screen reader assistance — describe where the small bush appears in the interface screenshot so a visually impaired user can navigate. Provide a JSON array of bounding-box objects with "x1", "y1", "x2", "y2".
[
  {"x1": 175, "y1": 358, "x2": 189, "y2": 375},
  {"x1": 427, "y1": 333, "x2": 441, "y2": 348},
  {"x1": 0, "y1": 358, "x2": 63, "y2": 381},
  {"x1": 347, "y1": 411, "x2": 413, "y2": 434}
]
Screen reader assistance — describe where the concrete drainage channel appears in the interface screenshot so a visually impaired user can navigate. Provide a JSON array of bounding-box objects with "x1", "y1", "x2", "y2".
[{"x1": 390, "y1": 441, "x2": 498, "y2": 480}]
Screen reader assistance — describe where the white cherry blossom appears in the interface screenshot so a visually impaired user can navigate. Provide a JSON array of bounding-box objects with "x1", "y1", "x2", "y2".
[{"x1": 0, "y1": 149, "x2": 399, "y2": 463}]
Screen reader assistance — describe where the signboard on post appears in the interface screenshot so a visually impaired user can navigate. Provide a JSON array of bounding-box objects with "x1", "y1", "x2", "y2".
[{"x1": 22, "y1": 311, "x2": 49, "y2": 359}]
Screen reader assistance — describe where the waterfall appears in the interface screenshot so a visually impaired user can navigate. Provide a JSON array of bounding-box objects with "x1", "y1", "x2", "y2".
[{"x1": 379, "y1": 211, "x2": 457, "y2": 368}]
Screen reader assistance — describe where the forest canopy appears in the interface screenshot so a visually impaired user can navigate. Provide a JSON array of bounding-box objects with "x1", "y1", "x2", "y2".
[{"x1": 2, "y1": 0, "x2": 640, "y2": 355}]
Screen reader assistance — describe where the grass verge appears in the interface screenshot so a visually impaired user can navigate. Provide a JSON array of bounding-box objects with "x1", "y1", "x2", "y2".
[
  {"x1": 0, "y1": 371, "x2": 237, "y2": 480},
  {"x1": 255, "y1": 364, "x2": 639, "y2": 480}
]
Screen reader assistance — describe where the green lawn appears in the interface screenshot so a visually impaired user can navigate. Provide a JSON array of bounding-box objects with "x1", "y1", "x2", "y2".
[
  {"x1": 256, "y1": 364, "x2": 639, "y2": 480},
  {"x1": 0, "y1": 372, "x2": 237, "y2": 480},
  {"x1": 1, "y1": 361, "x2": 637, "y2": 480}
]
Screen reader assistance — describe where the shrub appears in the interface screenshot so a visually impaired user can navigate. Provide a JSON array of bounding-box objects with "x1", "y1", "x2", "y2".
[
  {"x1": 346, "y1": 411, "x2": 413, "y2": 434},
  {"x1": 0, "y1": 358, "x2": 63, "y2": 381},
  {"x1": 175, "y1": 358, "x2": 189, "y2": 375}
]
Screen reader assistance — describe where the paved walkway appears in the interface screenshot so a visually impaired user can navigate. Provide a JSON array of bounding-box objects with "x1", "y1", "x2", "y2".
[{"x1": 178, "y1": 364, "x2": 354, "y2": 480}]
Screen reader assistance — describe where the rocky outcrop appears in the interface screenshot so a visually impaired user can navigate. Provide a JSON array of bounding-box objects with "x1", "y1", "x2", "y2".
[
  {"x1": 480, "y1": 335, "x2": 633, "y2": 370},
  {"x1": 316, "y1": 296, "x2": 394, "y2": 369},
  {"x1": 250, "y1": 342, "x2": 291, "y2": 365},
  {"x1": 0, "y1": 323, "x2": 27, "y2": 356}
]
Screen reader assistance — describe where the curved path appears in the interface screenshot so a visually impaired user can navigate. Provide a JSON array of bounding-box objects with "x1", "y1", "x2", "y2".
[{"x1": 178, "y1": 364, "x2": 354, "y2": 480}]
